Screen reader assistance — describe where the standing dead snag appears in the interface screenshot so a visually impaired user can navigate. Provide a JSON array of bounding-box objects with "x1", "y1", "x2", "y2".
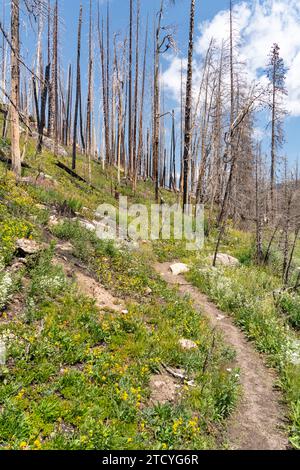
[
  {"x1": 49, "y1": 0, "x2": 58, "y2": 157},
  {"x1": 10, "y1": 0, "x2": 21, "y2": 177},
  {"x1": 128, "y1": 0, "x2": 133, "y2": 177},
  {"x1": 98, "y1": 12, "x2": 110, "y2": 166},
  {"x1": 72, "y1": 4, "x2": 83, "y2": 171},
  {"x1": 134, "y1": 12, "x2": 147, "y2": 192},
  {"x1": 213, "y1": 87, "x2": 263, "y2": 266},
  {"x1": 153, "y1": 0, "x2": 176, "y2": 201},
  {"x1": 132, "y1": 0, "x2": 140, "y2": 189},
  {"x1": 86, "y1": 0, "x2": 93, "y2": 183},
  {"x1": 182, "y1": 0, "x2": 195, "y2": 210},
  {"x1": 266, "y1": 43, "x2": 288, "y2": 213}
]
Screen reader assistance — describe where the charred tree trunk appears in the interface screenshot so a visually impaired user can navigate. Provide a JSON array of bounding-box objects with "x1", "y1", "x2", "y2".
[
  {"x1": 10, "y1": 0, "x2": 21, "y2": 176},
  {"x1": 182, "y1": 0, "x2": 195, "y2": 210},
  {"x1": 72, "y1": 5, "x2": 83, "y2": 170}
]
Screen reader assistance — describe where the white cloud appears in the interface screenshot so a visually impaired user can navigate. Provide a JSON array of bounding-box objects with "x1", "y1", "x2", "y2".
[{"x1": 163, "y1": 0, "x2": 300, "y2": 116}]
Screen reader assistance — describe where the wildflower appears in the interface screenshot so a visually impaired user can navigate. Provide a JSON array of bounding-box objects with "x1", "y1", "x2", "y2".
[
  {"x1": 34, "y1": 439, "x2": 42, "y2": 450},
  {"x1": 121, "y1": 391, "x2": 129, "y2": 401},
  {"x1": 172, "y1": 418, "x2": 183, "y2": 435},
  {"x1": 127, "y1": 438, "x2": 133, "y2": 443},
  {"x1": 19, "y1": 442, "x2": 27, "y2": 449},
  {"x1": 16, "y1": 389, "x2": 25, "y2": 400}
]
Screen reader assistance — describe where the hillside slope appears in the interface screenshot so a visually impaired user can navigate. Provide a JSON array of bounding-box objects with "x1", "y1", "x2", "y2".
[{"x1": 0, "y1": 141, "x2": 299, "y2": 450}]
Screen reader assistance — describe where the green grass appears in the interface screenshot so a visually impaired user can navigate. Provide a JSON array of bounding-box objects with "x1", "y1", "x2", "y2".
[
  {"x1": 2, "y1": 132, "x2": 298, "y2": 449},
  {"x1": 153, "y1": 225, "x2": 300, "y2": 449},
  {"x1": 0, "y1": 156, "x2": 239, "y2": 450},
  {"x1": 190, "y1": 256, "x2": 300, "y2": 448}
]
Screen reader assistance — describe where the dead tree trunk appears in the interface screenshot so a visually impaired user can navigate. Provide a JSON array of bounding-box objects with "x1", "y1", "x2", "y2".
[
  {"x1": 72, "y1": 4, "x2": 83, "y2": 170},
  {"x1": 182, "y1": 0, "x2": 195, "y2": 210},
  {"x1": 10, "y1": 0, "x2": 21, "y2": 176}
]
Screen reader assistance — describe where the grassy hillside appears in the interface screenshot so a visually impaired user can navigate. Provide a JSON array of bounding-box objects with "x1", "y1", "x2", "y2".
[
  {"x1": 155, "y1": 231, "x2": 300, "y2": 449},
  {"x1": 0, "y1": 143, "x2": 239, "y2": 450},
  {"x1": 1, "y1": 135, "x2": 299, "y2": 449}
]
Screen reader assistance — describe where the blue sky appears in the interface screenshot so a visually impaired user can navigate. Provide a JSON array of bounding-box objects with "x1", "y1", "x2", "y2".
[
  {"x1": 58, "y1": 0, "x2": 299, "y2": 167},
  {"x1": 3, "y1": 0, "x2": 298, "y2": 166}
]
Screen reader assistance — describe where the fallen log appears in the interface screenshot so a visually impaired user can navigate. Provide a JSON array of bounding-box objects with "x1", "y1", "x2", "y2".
[
  {"x1": 55, "y1": 161, "x2": 100, "y2": 193},
  {"x1": 0, "y1": 153, "x2": 31, "y2": 169}
]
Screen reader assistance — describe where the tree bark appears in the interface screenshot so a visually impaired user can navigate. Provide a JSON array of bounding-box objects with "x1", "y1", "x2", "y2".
[
  {"x1": 182, "y1": 0, "x2": 195, "y2": 210},
  {"x1": 10, "y1": 0, "x2": 21, "y2": 176}
]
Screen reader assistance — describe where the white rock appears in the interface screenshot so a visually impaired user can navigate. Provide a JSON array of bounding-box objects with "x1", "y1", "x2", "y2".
[
  {"x1": 170, "y1": 263, "x2": 190, "y2": 276},
  {"x1": 16, "y1": 239, "x2": 44, "y2": 256},
  {"x1": 179, "y1": 338, "x2": 197, "y2": 351},
  {"x1": 210, "y1": 253, "x2": 240, "y2": 267},
  {"x1": 55, "y1": 242, "x2": 74, "y2": 253},
  {"x1": 216, "y1": 314, "x2": 225, "y2": 321},
  {"x1": 48, "y1": 215, "x2": 61, "y2": 227},
  {"x1": 79, "y1": 220, "x2": 96, "y2": 232}
]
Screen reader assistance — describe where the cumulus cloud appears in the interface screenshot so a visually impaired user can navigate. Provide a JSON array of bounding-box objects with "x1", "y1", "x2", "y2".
[{"x1": 163, "y1": 0, "x2": 300, "y2": 116}]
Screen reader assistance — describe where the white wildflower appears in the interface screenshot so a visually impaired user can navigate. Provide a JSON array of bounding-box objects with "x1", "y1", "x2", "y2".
[{"x1": 0, "y1": 272, "x2": 13, "y2": 310}]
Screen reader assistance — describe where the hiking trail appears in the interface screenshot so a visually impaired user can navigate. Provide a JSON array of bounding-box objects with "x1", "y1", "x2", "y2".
[{"x1": 155, "y1": 261, "x2": 289, "y2": 450}]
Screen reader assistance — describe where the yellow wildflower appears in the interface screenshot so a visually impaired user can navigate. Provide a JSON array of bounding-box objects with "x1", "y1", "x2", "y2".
[{"x1": 34, "y1": 439, "x2": 42, "y2": 450}]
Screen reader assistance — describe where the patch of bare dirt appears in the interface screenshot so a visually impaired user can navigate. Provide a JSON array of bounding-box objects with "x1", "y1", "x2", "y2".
[
  {"x1": 149, "y1": 373, "x2": 180, "y2": 405},
  {"x1": 155, "y1": 262, "x2": 289, "y2": 451},
  {"x1": 53, "y1": 253, "x2": 125, "y2": 313},
  {"x1": 75, "y1": 271, "x2": 125, "y2": 312}
]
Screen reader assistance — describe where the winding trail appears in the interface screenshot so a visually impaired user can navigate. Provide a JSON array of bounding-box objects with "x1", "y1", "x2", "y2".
[{"x1": 155, "y1": 262, "x2": 289, "y2": 450}]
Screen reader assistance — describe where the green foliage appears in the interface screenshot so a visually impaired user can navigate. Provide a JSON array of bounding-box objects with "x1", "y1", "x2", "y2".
[
  {"x1": 276, "y1": 291, "x2": 300, "y2": 329},
  {"x1": 0, "y1": 160, "x2": 238, "y2": 450},
  {"x1": 187, "y1": 260, "x2": 300, "y2": 448}
]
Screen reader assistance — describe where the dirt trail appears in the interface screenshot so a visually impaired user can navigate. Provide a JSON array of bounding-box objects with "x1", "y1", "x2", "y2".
[{"x1": 155, "y1": 262, "x2": 289, "y2": 451}]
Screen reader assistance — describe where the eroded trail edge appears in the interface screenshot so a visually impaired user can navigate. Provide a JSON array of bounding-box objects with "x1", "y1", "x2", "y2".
[{"x1": 155, "y1": 262, "x2": 288, "y2": 450}]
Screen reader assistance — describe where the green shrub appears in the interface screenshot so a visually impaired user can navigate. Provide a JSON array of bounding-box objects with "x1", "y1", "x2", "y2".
[{"x1": 277, "y1": 291, "x2": 300, "y2": 329}]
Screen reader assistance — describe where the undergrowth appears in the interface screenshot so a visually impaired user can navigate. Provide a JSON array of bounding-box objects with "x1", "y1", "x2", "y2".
[{"x1": 0, "y1": 160, "x2": 239, "y2": 450}]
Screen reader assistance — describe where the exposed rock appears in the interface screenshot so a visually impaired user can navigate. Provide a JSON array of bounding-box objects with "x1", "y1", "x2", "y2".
[
  {"x1": 48, "y1": 214, "x2": 62, "y2": 227},
  {"x1": 19, "y1": 173, "x2": 58, "y2": 189},
  {"x1": 16, "y1": 239, "x2": 44, "y2": 256},
  {"x1": 32, "y1": 131, "x2": 68, "y2": 157},
  {"x1": 169, "y1": 263, "x2": 190, "y2": 276},
  {"x1": 149, "y1": 373, "x2": 179, "y2": 405},
  {"x1": 115, "y1": 238, "x2": 139, "y2": 252},
  {"x1": 75, "y1": 271, "x2": 125, "y2": 313},
  {"x1": 145, "y1": 287, "x2": 152, "y2": 295},
  {"x1": 55, "y1": 242, "x2": 74, "y2": 254},
  {"x1": 9, "y1": 260, "x2": 27, "y2": 273},
  {"x1": 210, "y1": 253, "x2": 240, "y2": 267},
  {"x1": 178, "y1": 338, "x2": 198, "y2": 351},
  {"x1": 216, "y1": 314, "x2": 226, "y2": 321},
  {"x1": 79, "y1": 220, "x2": 96, "y2": 232},
  {"x1": 35, "y1": 203, "x2": 48, "y2": 211}
]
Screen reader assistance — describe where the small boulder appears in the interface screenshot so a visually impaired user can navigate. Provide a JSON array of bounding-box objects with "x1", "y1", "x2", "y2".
[
  {"x1": 79, "y1": 220, "x2": 96, "y2": 232},
  {"x1": 149, "y1": 373, "x2": 178, "y2": 405},
  {"x1": 16, "y1": 239, "x2": 44, "y2": 256},
  {"x1": 55, "y1": 242, "x2": 74, "y2": 254},
  {"x1": 169, "y1": 263, "x2": 190, "y2": 276},
  {"x1": 210, "y1": 253, "x2": 240, "y2": 267},
  {"x1": 179, "y1": 338, "x2": 198, "y2": 351},
  {"x1": 48, "y1": 215, "x2": 61, "y2": 227}
]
